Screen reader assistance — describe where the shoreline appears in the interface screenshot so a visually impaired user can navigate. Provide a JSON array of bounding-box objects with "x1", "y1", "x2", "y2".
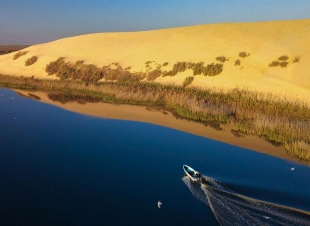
[
  {"x1": 14, "y1": 89, "x2": 300, "y2": 165},
  {"x1": 1, "y1": 73, "x2": 309, "y2": 165}
]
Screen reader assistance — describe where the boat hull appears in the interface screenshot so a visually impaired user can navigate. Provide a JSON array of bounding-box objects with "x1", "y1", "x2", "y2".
[{"x1": 183, "y1": 165, "x2": 201, "y2": 182}]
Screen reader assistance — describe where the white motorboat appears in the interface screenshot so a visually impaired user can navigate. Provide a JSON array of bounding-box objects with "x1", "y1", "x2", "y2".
[{"x1": 183, "y1": 165, "x2": 201, "y2": 183}]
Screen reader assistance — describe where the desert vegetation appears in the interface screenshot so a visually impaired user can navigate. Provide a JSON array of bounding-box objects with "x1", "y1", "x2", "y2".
[
  {"x1": 45, "y1": 58, "x2": 225, "y2": 83},
  {"x1": 183, "y1": 76, "x2": 194, "y2": 87},
  {"x1": 216, "y1": 56, "x2": 228, "y2": 63},
  {"x1": 192, "y1": 62, "x2": 204, "y2": 75},
  {"x1": 46, "y1": 58, "x2": 144, "y2": 83},
  {"x1": 234, "y1": 60, "x2": 241, "y2": 66},
  {"x1": 13, "y1": 51, "x2": 28, "y2": 60},
  {"x1": 1, "y1": 72, "x2": 310, "y2": 164},
  {"x1": 25, "y1": 56, "x2": 38, "y2": 66},
  {"x1": 239, "y1": 52, "x2": 249, "y2": 58},
  {"x1": 278, "y1": 55, "x2": 289, "y2": 61},
  {"x1": 162, "y1": 61, "x2": 187, "y2": 77},
  {"x1": 269, "y1": 55, "x2": 291, "y2": 68},
  {"x1": 293, "y1": 56, "x2": 300, "y2": 63}
]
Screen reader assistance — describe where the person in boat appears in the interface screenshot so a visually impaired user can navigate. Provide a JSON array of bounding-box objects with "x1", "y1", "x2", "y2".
[{"x1": 196, "y1": 171, "x2": 201, "y2": 180}]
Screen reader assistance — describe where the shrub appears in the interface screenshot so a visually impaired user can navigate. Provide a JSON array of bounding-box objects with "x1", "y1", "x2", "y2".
[
  {"x1": 75, "y1": 60, "x2": 85, "y2": 65},
  {"x1": 186, "y1": 62, "x2": 195, "y2": 69},
  {"x1": 57, "y1": 63, "x2": 75, "y2": 79},
  {"x1": 216, "y1": 56, "x2": 227, "y2": 63},
  {"x1": 293, "y1": 57, "x2": 300, "y2": 63},
  {"x1": 239, "y1": 52, "x2": 247, "y2": 58},
  {"x1": 279, "y1": 61, "x2": 288, "y2": 68},
  {"x1": 163, "y1": 62, "x2": 169, "y2": 66},
  {"x1": 13, "y1": 51, "x2": 28, "y2": 60},
  {"x1": 183, "y1": 77, "x2": 194, "y2": 87},
  {"x1": 173, "y1": 61, "x2": 187, "y2": 73},
  {"x1": 163, "y1": 61, "x2": 187, "y2": 77},
  {"x1": 278, "y1": 55, "x2": 289, "y2": 61},
  {"x1": 46, "y1": 57, "x2": 65, "y2": 75},
  {"x1": 192, "y1": 62, "x2": 204, "y2": 75},
  {"x1": 25, "y1": 56, "x2": 38, "y2": 66},
  {"x1": 234, "y1": 60, "x2": 241, "y2": 66},
  {"x1": 269, "y1": 61, "x2": 279, "y2": 67},
  {"x1": 203, "y1": 63, "x2": 223, "y2": 76},
  {"x1": 147, "y1": 68, "x2": 162, "y2": 80}
]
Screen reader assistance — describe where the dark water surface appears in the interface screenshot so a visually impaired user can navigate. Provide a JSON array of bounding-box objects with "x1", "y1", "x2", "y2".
[{"x1": 1, "y1": 87, "x2": 310, "y2": 226}]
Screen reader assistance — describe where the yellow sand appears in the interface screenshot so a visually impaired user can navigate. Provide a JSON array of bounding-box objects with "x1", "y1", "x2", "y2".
[{"x1": 1, "y1": 19, "x2": 310, "y2": 103}]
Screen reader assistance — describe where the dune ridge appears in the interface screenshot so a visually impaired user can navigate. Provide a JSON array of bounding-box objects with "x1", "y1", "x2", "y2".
[{"x1": 1, "y1": 19, "x2": 310, "y2": 103}]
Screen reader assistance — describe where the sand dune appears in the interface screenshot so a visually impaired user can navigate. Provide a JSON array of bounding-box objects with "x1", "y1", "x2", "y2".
[{"x1": 1, "y1": 19, "x2": 310, "y2": 103}]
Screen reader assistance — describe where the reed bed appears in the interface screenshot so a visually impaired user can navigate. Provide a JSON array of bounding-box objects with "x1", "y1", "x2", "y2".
[{"x1": 1, "y1": 73, "x2": 310, "y2": 163}]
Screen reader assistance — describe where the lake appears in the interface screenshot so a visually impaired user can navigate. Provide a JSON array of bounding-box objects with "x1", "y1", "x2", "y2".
[{"x1": 1, "y1": 87, "x2": 310, "y2": 226}]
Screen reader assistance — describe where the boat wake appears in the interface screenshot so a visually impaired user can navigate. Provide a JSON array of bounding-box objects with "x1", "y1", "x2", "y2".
[{"x1": 182, "y1": 175, "x2": 310, "y2": 226}]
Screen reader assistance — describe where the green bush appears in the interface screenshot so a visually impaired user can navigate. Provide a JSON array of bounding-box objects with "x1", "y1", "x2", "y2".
[
  {"x1": 183, "y1": 77, "x2": 194, "y2": 87},
  {"x1": 163, "y1": 62, "x2": 169, "y2": 66},
  {"x1": 25, "y1": 56, "x2": 38, "y2": 66},
  {"x1": 234, "y1": 60, "x2": 241, "y2": 66}
]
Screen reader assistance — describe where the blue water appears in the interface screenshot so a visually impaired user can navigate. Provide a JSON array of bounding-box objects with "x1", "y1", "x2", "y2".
[{"x1": 1, "y1": 87, "x2": 310, "y2": 226}]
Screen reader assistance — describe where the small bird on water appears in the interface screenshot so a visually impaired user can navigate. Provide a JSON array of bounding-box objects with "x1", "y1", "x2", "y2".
[{"x1": 157, "y1": 201, "x2": 162, "y2": 208}]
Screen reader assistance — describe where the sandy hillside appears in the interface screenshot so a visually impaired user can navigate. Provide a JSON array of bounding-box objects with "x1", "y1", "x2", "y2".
[{"x1": 1, "y1": 19, "x2": 310, "y2": 103}]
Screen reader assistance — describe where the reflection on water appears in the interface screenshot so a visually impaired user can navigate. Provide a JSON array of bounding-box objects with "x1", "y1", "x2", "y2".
[
  {"x1": 182, "y1": 176, "x2": 310, "y2": 226},
  {"x1": 15, "y1": 89, "x2": 297, "y2": 164}
]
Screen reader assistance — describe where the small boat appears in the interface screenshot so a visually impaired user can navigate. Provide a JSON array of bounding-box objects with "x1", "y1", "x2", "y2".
[{"x1": 183, "y1": 165, "x2": 202, "y2": 183}]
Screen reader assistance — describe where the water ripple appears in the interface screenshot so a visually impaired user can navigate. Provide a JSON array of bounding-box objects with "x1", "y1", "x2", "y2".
[{"x1": 182, "y1": 175, "x2": 310, "y2": 226}]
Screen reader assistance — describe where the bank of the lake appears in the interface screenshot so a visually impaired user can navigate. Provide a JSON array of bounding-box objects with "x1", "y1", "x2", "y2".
[{"x1": 1, "y1": 73, "x2": 310, "y2": 164}]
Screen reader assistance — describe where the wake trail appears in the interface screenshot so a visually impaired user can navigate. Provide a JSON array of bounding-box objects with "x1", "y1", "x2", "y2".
[{"x1": 182, "y1": 175, "x2": 310, "y2": 226}]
